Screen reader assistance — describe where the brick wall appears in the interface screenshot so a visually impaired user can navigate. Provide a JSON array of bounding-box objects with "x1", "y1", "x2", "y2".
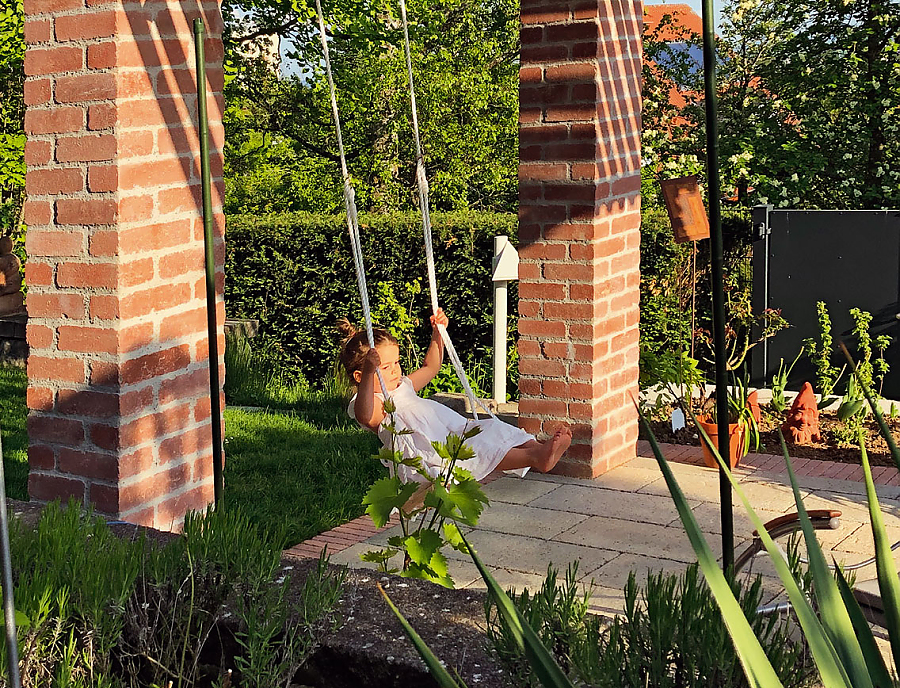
[
  {"x1": 517, "y1": 0, "x2": 642, "y2": 478},
  {"x1": 23, "y1": 0, "x2": 225, "y2": 530}
]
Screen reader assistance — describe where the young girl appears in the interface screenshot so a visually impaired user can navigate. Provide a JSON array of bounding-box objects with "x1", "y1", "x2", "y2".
[{"x1": 337, "y1": 310, "x2": 572, "y2": 484}]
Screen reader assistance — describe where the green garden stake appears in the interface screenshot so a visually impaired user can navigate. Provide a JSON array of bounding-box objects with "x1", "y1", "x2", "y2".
[
  {"x1": 0, "y1": 431, "x2": 21, "y2": 688},
  {"x1": 194, "y1": 19, "x2": 224, "y2": 507},
  {"x1": 700, "y1": 0, "x2": 733, "y2": 571}
]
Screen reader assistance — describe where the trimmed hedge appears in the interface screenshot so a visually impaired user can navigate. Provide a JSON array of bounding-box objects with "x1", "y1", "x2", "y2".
[
  {"x1": 225, "y1": 212, "x2": 517, "y2": 381},
  {"x1": 225, "y1": 209, "x2": 753, "y2": 382}
]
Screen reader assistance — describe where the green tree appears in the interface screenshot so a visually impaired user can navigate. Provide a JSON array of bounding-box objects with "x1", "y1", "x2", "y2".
[
  {"x1": 222, "y1": 0, "x2": 519, "y2": 214},
  {"x1": 0, "y1": 0, "x2": 25, "y2": 243},
  {"x1": 716, "y1": 0, "x2": 900, "y2": 209}
]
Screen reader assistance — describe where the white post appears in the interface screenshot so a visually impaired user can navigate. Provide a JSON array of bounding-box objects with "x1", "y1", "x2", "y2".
[
  {"x1": 491, "y1": 235, "x2": 518, "y2": 405},
  {"x1": 493, "y1": 275, "x2": 508, "y2": 404}
]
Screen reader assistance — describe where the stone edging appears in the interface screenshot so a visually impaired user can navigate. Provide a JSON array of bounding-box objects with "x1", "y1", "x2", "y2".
[
  {"x1": 284, "y1": 471, "x2": 505, "y2": 560},
  {"x1": 638, "y1": 441, "x2": 900, "y2": 485},
  {"x1": 286, "y1": 443, "x2": 900, "y2": 561}
]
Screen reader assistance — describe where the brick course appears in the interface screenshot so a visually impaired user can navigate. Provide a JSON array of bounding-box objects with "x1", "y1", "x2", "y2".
[
  {"x1": 24, "y1": 0, "x2": 226, "y2": 531},
  {"x1": 517, "y1": 0, "x2": 642, "y2": 478}
]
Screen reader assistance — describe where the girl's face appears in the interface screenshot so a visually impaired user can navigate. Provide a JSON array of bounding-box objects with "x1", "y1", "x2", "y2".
[
  {"x1": 355, "y1": 342, "x2": 402, "y2": 391},
  {"x1": 375, "y1": 342, "x2": 402, "y2": 391}
]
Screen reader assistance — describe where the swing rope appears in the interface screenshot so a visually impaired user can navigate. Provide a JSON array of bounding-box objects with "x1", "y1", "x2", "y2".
[
  {"x1": 315, "y1": 0, "x2": 495, "y2": 419},
  {"x1": 314, "y1": 0, "x2": 390, "y2": 400},
  {"x1": 398, "y1": 0, "x2": 494, "y2": 419}
]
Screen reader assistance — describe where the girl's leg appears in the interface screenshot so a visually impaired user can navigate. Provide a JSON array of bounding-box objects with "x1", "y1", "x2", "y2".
[{"x1": 496, "y1": 427, "x2": 572, "y2": 473}]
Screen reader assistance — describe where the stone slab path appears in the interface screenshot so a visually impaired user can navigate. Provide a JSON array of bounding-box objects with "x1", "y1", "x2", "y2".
[{"x1": 285, "y1": 442, "x2": 900, "y2": 617}]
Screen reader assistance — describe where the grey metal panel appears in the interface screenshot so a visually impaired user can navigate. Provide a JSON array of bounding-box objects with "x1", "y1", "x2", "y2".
[{"x1": 755, "y1": 210, "x2": 900, "y2": 398}]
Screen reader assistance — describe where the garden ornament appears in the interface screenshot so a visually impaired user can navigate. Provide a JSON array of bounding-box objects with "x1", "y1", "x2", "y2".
[
  {"x1": 0, "y1": 237, "x2": 24, "y2": 316},
  {"x1": 782, "y1": 382, "x2": 822, "y2": 445}
]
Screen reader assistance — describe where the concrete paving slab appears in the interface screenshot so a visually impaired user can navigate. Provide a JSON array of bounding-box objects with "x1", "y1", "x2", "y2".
[
  {"x1": 584, "y1": 552, "x2": 689, "y2": 592},
  {"x1": 473, "y1": 502, "x2": 590, "y2": 539},
  {"x1": 522, "y1": 471, "x2": 582, "y2": 485},
  {"x1": 802, "y1": 491, "x2": 900, "y2": 524},
  {"x1": 528, "y1": 483, "x2": 698, "y2": 525},
  {"x1": 588, "y1": 460, "x2": 664, "y2": 492},
  {"x1": 635, "y1": 472, "x2": 723, "y2": 501},
  {"x1": 463, "y1": 566, "x2": 552, "y2": 596},
  {"x1": 555, "y1": 514, "x2": 745, "y2": 563},
  {"x1": 687, "y1": 502, "x2": 784, "y2": 537},
  {"x1": 482, "y1": 475, "x2": 560, "y2": 505},
  {"x1": 588, "y1": 586, "x2": 627, "y2": 616},
  {"x1": 726, "y1": 479, "x2": 811, "y2": 513},
  {"x1": 323, "y1": 455, "x2": 899, "y2": 616},
  {"x1": 444, "y1": 528, "x2": 618, "y2": 575}
]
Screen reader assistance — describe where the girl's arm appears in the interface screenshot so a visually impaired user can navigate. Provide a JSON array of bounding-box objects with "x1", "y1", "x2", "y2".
[
  {"x1": 408, "y1": 309, "x2": 448, "y2": 392},
  {"x1": 354, "y1": 348, "x2": 387, "y2": 431}
]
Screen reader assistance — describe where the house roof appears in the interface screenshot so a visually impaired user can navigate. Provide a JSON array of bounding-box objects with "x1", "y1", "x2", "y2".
[{"x1": 643, "y1": 4, "x2": 703, "y2": 39}]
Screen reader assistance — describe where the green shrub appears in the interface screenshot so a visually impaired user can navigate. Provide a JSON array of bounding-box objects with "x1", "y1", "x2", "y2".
[
  {"x1": 486, "y1": 562, "x2": 813, "y2": 688},
  {"x1": 225, "y1": 208, "x2": 753, "y2": 384},
  {"x1": 4, "y1": 501, "x2": 345, "y2": 687},
  {"x1": 639, "y1": 207, "x2": 753, "y2": 368},
  {"x1": 225, "y1": 211, "x2": 518, "y2": 382}
]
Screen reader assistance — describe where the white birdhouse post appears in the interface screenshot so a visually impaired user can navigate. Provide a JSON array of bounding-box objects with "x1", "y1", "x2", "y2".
[{"x1": 492, "y1": 235, "x2": 519, "y2": 405}]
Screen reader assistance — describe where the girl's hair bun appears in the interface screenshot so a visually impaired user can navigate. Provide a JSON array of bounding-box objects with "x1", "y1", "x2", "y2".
[{"x1": 335, "y1": 317, "x2": 358, "y2": 341}]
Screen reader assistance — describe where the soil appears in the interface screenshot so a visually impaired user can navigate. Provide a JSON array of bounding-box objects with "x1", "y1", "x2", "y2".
[{"x1": 640, "y1": 405, "x2": 900, "y2": 468}]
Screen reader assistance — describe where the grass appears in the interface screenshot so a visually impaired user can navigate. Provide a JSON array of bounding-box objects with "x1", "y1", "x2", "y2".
[
  {"x1": 223, "y1": 407, "x2": 383, "y2": 547},
  {"x1": 0, "y1": 359, "x2": 384, "y2": 547},
  {"x1": 0, "y1": 365, "x2": 28, "y2": 501}
]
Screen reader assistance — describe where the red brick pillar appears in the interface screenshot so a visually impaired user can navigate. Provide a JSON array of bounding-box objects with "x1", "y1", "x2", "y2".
[
  {"x1": 517, "y1": 0, "x2": 641, "y2": 478},
  {"x1": 23, "y1": 0, "x2": 225, "y2": 530}
]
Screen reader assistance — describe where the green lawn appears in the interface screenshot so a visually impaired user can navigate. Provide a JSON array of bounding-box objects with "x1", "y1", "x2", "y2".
[
  {"x1": 0, "y1": 364, "x2": 383, "y2": 546},
  {"x1": 223, "y1": 407, "x2": 382, "y2": 546},
  {"x1": 0, "y1": 366, "x2": 28, "y2": 501}
]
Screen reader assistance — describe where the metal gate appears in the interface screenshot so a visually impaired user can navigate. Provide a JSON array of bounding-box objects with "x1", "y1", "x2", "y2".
[{"x1": 751, "y1": 207, "x2": 900, "y2": 399}]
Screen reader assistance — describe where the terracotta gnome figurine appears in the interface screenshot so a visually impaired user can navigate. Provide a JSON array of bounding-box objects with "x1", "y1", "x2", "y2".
[
  {"x1": 0, "y1": 236, "x2": 24, "y2": 316},
  {"x1": 782, "y1": 382, "x2": 822, "y2": 445}
]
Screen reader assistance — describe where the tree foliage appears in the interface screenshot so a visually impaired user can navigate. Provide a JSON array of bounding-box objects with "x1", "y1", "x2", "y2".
[
  {"x1": 644, "y1": 0, "x2": 900, "y2": 210},
  {"x1": 223, "y1": 0, "x2": 519, "y2": 214},
  {"x1": 0, "y1": 0, "x2": 25, "y2": 244}
]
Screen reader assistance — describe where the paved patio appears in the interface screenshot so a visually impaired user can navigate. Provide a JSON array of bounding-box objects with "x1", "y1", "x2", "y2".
[{"x1": 286, "y1": 443, "x2": 900, "y2": 616}]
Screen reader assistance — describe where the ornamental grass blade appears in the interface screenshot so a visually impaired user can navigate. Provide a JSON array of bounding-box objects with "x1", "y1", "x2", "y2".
[
  {"x1": 638, "y1": 412, "x2": 785, "y2": 688},
  {"x1": 684, "y1": 409, "x2": 853, "y2": 688},
  {"x1": 834, "y1": 564, "x2": 894, "y2": 688},
  {"x1": 778, "y1": 431, "x2": 873, "y2": 688},
  {"x1": 839, "y1": 342, "x2": 900, "y2": 472},
  {"x1": 377, "y1": 583, "x2": 463, "y2": 688},
  {"x1": 858, "y1": 436, "x2": 900, "y2": 674},
  {"x1": 460, "y1": 532, "x2": 575, "y2": 688}
]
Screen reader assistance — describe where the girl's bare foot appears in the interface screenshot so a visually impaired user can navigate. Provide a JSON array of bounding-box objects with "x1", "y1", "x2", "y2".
[{"x1": 534, "y1": 427, "x2": 572, "y2": 473}]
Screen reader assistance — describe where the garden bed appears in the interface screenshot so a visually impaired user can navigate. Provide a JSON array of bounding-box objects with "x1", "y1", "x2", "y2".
[{"x1": 640, "y1": 405, "x2": 900, "y2": 467}]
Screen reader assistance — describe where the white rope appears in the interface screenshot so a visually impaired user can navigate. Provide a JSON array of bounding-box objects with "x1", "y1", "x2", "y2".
[
  {"x1": 314, "y1": 0, "x2": 390, "y2": 401},
  {"x1": 399, "y1": 0, "x2": 494, "y2": 419}
]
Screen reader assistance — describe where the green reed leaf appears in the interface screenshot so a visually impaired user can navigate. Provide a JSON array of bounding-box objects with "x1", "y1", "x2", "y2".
[
  {"x1": 778, "y1": 431, "x2": 872, "y2": 688},
  {"x1": 834, "y1": 565, "x2": 894, "y2": 688},
  {"x1": 461, "y1": 532, "x2": 575, "y2": 688},
  {"x1": 859, "y1": 435, "x2": 900, "y2": 674},
  {"x1": 687, "y1": 412, "x2": 852, "y2": 688},
  {"x1": 640, "y1": 412, "x2": 786, "y2": 688}
]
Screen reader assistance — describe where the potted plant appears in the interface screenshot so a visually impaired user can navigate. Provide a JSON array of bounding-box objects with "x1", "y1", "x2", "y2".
[{"x1": 696, "y1": 377, "x2": 760, "y2": 469}]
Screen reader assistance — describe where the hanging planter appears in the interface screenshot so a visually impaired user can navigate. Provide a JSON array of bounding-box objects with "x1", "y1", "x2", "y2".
[{"x1": 660, "y1": 175, "x2": 711, "y2": 244}]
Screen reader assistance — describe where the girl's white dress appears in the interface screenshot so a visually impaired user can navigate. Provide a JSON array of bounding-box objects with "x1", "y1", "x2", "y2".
[{"x1": 349, "y1": 376, "x2": 532, "y2": 483}]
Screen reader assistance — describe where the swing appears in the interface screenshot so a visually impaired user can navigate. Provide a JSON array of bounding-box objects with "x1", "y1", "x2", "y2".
[{"x1": 313, "y1": 0, "x2": 493, "y2": 420}]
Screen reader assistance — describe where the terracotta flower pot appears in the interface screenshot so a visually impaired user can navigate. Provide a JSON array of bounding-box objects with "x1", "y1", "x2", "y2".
[{"x1": 696, "y1": 416, "x2": 744, "y2": 469}]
